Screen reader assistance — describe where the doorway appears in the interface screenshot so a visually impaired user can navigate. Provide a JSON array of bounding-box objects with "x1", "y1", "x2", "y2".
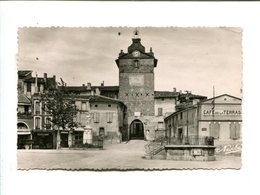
[
  {"x1": 129, "y1": 119, "x2": 144, "y2": 140},
  {"x1": 61, "y1": 133, "x2": 68, "y2": 148}
]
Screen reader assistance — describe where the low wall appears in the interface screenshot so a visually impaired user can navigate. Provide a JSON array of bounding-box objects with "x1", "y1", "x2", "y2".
[{"x1": 165, "y1": 145, "x2": 216, "y2": 161}]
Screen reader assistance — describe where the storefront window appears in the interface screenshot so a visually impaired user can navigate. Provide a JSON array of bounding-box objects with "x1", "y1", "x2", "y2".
[{"x1": 74, "y1": 132, "x2": 83, "y2": 145}]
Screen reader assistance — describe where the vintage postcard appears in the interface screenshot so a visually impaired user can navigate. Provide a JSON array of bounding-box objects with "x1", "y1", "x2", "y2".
[{"x1": 17, "y1": 27, "x2": 242, "y2": 170}]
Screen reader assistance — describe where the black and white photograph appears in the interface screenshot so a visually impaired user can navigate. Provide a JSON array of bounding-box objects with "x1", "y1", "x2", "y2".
[
  {"x1": 2, "y1": 2, "x2": 260, "y2": 195},
  {"x1": 17, "y1": 27, "x2": 242, "y2": 170}
]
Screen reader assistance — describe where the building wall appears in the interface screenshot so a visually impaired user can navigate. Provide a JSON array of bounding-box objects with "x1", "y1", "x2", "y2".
[
  {"x1": 118, "y1": 58, "x2": 155, "y2": 117},
  {"x1": 24, "y1": 83, "x2": 45, "y2": 97},
  {"x1": 165, "y1": 95, "x2": 242, "y2": 144},
  {"x1": 154, "y1": 98, "x2": 176, "y2": 117},
  {"x1": 75, "y1": 100, "x2": 123, "y2": 137},
  {"x1": 128, "y1": 115, "x2": 157, "y2": 140},
  {"x1": 198, "y1": 121, "x2": 242, "y2": 143},
  {"x1": 198, "y1": 95, "x2": 242, "y2": 143},
  {"x1": 90, "y1": 103, "x2": 120, "y2": 136},
  {"x1": 165, "y1": 107, "x2": 198, "y2": 139},
  {"x1": 200, "y1": 104, "x2": 242, "y2": 121}
]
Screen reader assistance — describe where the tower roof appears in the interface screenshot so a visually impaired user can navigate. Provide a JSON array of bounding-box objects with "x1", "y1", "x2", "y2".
[
  {"x1": 116, "y1": 31, "x2": 158, "y2": 67},
  {"x1": 128, "y1": 38, "x2": 145, "y2": 53}
]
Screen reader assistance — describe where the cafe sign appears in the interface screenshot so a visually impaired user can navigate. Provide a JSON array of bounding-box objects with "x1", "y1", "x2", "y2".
[{"x1": 203, "y1": 109, "x2": 241, "y2": 116}]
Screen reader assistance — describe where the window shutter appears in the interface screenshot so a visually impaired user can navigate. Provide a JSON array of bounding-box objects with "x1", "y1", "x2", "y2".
[
  {"x1": 235, "y1": 123, "x2": 240, "y2": 139},
  {"x1": 94, "y1": 112, "x2": 100, "y2": 123},
  {"x1": 230, "y1": 122, "x2": 240, "y2": 139},
  {"x1": 158, "y1": 108, "x2": 163, "y2": 116},
  {"x1": 210, "y1": 123, "x2": 220, "y2": 139},
  {"x1": 106, "y1": 112, "x2": 113, "y2": 123}
]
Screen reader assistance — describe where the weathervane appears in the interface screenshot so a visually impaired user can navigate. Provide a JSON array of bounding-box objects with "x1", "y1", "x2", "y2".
[{"x1": 133, "y1": 28, "x2": 139, "y2": 38}]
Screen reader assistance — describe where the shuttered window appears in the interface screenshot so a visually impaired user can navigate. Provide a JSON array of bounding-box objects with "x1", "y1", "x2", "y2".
[
  {"x1": 82, "y1": 102, "x2": 87, "y2": 111},
  {"x1": 158, "y1": 108, "x2": 163, "y2": 116},
  {"x1": 209, "y1": 122, "x2": 220, "y2": 139},
  {"x1": 35, "y1": 101, "x2": 40, "y2": 114},
  {"x1": 230, "y1": 122, "x2": 240, "y2": 139},
  {"x1": 45, "y1": 117, "x2": 52, "y2": 129},
  {"x1": 93, "y1": 112, "x2": 100, "y2": 123},
  {"x1": 27, "y1": 83, "x2": 31, "y2": 92},
  {"x1": 35, "y1": 117, "x2": 41, "y2": 129},
  {"x1": 106, "y1": 112, "x2": 113, "y2": 123}
]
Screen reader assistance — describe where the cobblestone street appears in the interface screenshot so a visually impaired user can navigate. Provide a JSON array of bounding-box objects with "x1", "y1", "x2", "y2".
[{"x1": 17, "y1": 140, "x2": 241, "y2": 170}]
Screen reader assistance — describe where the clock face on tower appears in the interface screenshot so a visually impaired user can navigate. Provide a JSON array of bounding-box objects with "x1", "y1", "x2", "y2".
[{"x1": 132, "y1": 50, "x2": 140, "y2": 57}]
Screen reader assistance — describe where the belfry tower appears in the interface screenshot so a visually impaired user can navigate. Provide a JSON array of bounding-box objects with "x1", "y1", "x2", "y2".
[{"x1": 116, "y1": 29, "x2": 158, "y2": 140}]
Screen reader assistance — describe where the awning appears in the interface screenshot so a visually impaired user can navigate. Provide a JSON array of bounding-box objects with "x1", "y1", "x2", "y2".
[
  {"x1": 75, "y1": 127, "x2": 84, "y2": 131},
  {"x1": 17, "y1": 131, "x2": 31, "y2": 135},
  {"x1": 32, "y1": 129, "x2": 54, "y2": 133}
]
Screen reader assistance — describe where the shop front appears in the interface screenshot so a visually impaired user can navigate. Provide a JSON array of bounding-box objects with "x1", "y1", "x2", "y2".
[
  {"x1": 17, "y1": 132, "x2": 32, "y2": 149},
  {"x1": 17, "y1": 122, "x2": 32, "y2": 149},
  {"x1": 32, "y1": 130, "x2": 54, "y2": 149},
  {"x1": 198, "y1": 94, "x2": 242, "y2": 144}
]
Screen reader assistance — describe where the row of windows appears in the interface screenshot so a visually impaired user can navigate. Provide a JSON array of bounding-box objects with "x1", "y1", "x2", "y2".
[
  {"x1": 208, "y1": 122, "x2": 241, "y2": 140},
  {"x1": 74, "y1": 127, "x2": 105, "y2": 145},
  {"x1": 34, "y1": 101, "x2": 114, "y2": 128},
  {"x1": 125, "y1": 93, "x2": 154, "y2": 97},
  {"x1": 35, "y1": 100, "x2": 113, "y2": 114},
  {"x1": 34, "y1": 116, "x2": 52, "y2": 130},
  {"x1": 76, "y1": 112, "x2": 114, "y2": 124},
  {"x1": 92, "y1": 112, "x2": 113, "y2": 123},
  {"x1": 167, "y1": 122, "x2": 241, "y2": 140},
  {"x1": 26, "y1": 83, "x2": 44, "y2": 93},
  {"x1": 76, "y1": 102, "x2": 112, "y2": 110},
  {"x1": 166, "y1": 112, "x2": 195, "y2": 123}
]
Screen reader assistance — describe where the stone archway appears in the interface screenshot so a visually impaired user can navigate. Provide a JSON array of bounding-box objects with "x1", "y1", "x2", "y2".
[
  {"x1": 17, "y1": 122, "x2": 29, "y2": 129},
  {"x1": 129, "y1": 119, "x2": 144, "y2": 140}
]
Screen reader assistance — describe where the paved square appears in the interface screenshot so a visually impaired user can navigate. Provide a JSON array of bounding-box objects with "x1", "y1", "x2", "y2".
[{"x1": 17, "y1": 140, "x2": 241, "y2": 170}]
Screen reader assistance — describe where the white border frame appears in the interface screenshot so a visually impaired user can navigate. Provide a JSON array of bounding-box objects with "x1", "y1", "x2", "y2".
[{"x1": 1, "y1": 2, "x2": 260, "y2": 195}]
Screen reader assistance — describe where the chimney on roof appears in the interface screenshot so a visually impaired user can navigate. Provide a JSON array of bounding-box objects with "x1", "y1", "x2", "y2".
[
  {"x1": 87, "y1": 83, "x2": 91, "y2": 90},
  {"x1": 43, "y1": 73, "x2": 47, "y2": 87},
  {"x1": 82, "y1": 84, "x2": 85, "y2": 87},
  {"x1": 173, "y1": 88, "x2": 176, "y2": 92},
  {"x1": 35, "y1": 72, "x2": 38, "y2": 94},
  {"x1": 95, "y1": 88, "x2": 100, "y2": 95},
  {"x1": 101, "y1": 81, "x2": 104, "y2": 87}
]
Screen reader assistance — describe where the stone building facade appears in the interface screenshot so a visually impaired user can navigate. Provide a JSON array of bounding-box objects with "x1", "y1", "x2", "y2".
[
  {"x1": 17, "y1": 71, "x2": 57, "y2": 149},
  {"x1": 116, "y1": 36, "x2": 158, "y2": 140},
  {"x1": 164, "y1": 94, "x2": 242, "y2": 145}
]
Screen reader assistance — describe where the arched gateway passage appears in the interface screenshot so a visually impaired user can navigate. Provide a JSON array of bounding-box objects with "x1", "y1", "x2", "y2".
[{"x1": 129, "y1": 119, "x2": 144, "y2": 140}]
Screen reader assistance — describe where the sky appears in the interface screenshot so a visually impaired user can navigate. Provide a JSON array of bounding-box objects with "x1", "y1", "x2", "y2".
[{"x1": 18, "y1": 27, "x2": 242, "y2": 98}]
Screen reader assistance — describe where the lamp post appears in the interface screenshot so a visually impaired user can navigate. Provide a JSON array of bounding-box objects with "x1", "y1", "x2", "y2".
[
  {"x1": 185, "y1": 110, "x2": 189, "y2": 145},
  {"x1": 185, "y1": 91, "x2": 190, "y2": 145}
]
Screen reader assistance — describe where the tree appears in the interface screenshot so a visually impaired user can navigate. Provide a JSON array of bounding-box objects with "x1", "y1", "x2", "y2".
[{"x1": 40, "y1": 81, "x2": 78, "y2": 149}]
